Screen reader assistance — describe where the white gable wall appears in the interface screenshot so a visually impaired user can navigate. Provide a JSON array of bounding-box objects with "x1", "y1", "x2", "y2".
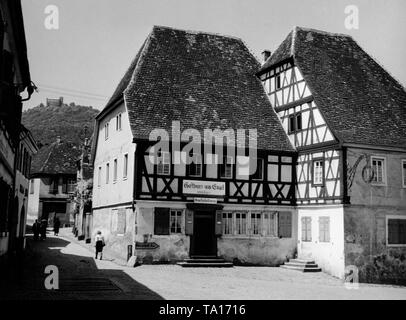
[{"x1": 92, "y1": 102, "x2": 135, "y2": 209}]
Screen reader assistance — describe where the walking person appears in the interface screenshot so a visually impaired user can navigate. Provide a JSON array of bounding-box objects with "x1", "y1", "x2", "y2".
[
  {"x1": 94, "y1": 231, "x2": 105, "y2": 260},
  {"x1": 40, "y1": 218, "x2": 47, "y2": 240},
  {"x1": 32, "y1": 219, "x2": 40, "y2": 241},
  {"x1": 53, "y1": 217, "x2": 61, "y2": 236}
]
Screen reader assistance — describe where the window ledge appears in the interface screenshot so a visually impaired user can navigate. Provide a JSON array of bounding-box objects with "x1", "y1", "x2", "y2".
[{"x1": 386, "y1": 244, "x2": 406, "y2": 247}]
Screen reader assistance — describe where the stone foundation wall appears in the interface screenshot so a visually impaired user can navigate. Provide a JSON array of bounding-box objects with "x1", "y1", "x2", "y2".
[
  {"x1": 218, "y1": 236, "x2": 296, "y2": 265},
  {"x1": 344, "y1": 205, "x2": 406, "y2": 285}
]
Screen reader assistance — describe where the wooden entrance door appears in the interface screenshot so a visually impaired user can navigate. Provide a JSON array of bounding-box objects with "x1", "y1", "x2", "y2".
[{"x1": 190, "y1": 210, "x2": 217, "y2": 257}]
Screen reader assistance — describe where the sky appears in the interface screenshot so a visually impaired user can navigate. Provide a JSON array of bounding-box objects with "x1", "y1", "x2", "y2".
[{"x1": 21, "y1": 0, "x2": 406, "y2": 110}]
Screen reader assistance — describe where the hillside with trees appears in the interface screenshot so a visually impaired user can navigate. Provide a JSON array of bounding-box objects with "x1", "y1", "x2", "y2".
[{"x1": 22, "y1": 102, "x2": 100, "y2": 148}]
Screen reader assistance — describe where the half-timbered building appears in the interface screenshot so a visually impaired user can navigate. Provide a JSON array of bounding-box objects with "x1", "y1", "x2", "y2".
[
  {"x1": 91, "y1": 26, "x2": 297, "y2": 265},
  {"x1": 257, "y1": 27, "x2": 406, "y2": 282}
]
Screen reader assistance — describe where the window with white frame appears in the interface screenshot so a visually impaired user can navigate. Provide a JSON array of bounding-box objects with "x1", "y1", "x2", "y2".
[
  {"x1": 187, "y1": 153, "x2": 202, "y2": 177},
  {"x1": 220, "y1": 156, "x2": 233, "y2": 179},
  {"x1": 222, "y1": 212, "x2": 233, "y2": 235},
  {"x1": 98, "y1": 166, "x2": 101, "y2": 187},
  {"x1": 157, "y1": 151, "x2": 171, "y2": 175},
  {"x1": 123, "y1": 154, "x2": 128, "y2": 179},
  {"x1": 301, "y1": 216, "x2": 312, "y2": 242},
  {"x1": 113, "y1": 159, "x2": 118, "y2": 182},
  {"x1": 263, "y1": 212, "x2": 276, "y2": 236},
  {"x1": 235, "y1": 212, "x2": 247, "y2": 235},
  {"x1": 319, "y1": 216, "x2": 330, "y2": 242},
  {"x1": 250, "y1": 212, "x2": 261, "y2": 235},
  {"x1": 387, "y1": 217, "x2": 406, "y2": 246},
  {"x1": 402, "y1": 160, "x2": 406, "y2": 188},
  {"x1": 116, "y1": 113, "x2": 122, "y2": 131},
  {"x1": 106, "y1": 163, "x2": 110, "y2": 184},
  {"x1": 371, "y1": 156, "x2": 386, "y2": 185},
  {"x1": 312, "y1": 159, "x2": 324, "y2": 186},
  {"x1": 170, "y1": 209, "x2": 182, "y2": 234},
  {"x1": 104, "y1": 122, "x2": 109, "y2": 140}
]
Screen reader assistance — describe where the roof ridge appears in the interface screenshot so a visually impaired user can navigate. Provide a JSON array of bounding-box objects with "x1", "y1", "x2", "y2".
[
  {"x1": 124, "y1": 27, "x2": 154, "y2": 96},
  {"x1": 39, "y1": 142, "x2": 56, "y2": 173},
  {"x1": 352, "y1": 38, "x2": 406, "y2": 93},
  {"x1": 291, "y1": 26, "x2": 297, "y2": 57},
  {"x1": 294, "y1": 26, "x2": 353, "y2": 38},
  {"x1": 152, "y1": 25, "x2": 244, "y2": 42}
]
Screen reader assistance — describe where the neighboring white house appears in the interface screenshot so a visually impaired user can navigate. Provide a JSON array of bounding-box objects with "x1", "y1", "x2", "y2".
[{"x1": 257, "y1": 26, "x2": 406, "y2": 282}]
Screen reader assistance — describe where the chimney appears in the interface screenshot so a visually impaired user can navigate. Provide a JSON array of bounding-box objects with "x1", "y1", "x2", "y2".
[
  {"x1": 56, "y1": 136, "x2": 61, "y2": 144},
  {"x1": 261, "y1": 50, "x2": 271, "y2": 64}
]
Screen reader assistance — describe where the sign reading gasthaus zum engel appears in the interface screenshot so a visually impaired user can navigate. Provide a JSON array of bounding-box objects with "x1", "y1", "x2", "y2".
[{"x1": 183, "y1": 180, "x2": 225, "y2": 196}]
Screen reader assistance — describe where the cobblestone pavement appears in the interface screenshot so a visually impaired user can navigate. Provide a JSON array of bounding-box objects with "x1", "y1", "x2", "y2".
[{"x1": 1, "y1": 229, "x2": 406, "y2": 300}]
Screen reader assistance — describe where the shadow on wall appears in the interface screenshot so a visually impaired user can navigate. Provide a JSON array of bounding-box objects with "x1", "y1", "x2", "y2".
[{"x1": 0, "y1": 234, "x2": 164, "y2": 300}]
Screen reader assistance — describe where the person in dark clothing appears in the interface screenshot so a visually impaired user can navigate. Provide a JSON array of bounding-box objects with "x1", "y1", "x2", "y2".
[
  {"x1": 53, "y1": 217, "x2": 61, "y2": 236},
  {"x1": 32, "y1": 219, "x2": 40, "y2": 241},
  {"x1": 94, "y1": 231, "x2": 105, "y2": 260},
  {"x1": 40, "y1": 219, "x2": 47, "y2": 240}
]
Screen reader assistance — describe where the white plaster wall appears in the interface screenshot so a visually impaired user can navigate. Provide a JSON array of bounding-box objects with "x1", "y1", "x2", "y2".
[
  {"x1": 134, "y1": 201, "x2": 297, "y2": 265},
  {"x1": 297, "y1": 205, "x2": 345, "y2": 279},
  {"x1": 27, "y1": 178, "x2": 40, "y2": 224},
  {"x1": 93, "y1": 103, "x2": 135, "y2": 208}
]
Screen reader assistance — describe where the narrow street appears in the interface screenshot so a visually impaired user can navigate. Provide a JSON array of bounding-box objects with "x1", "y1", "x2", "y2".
[
  {"x1": 1, "y1": 228, "x2": 406, "y2": 300},
  {"x1": 0, "y1": 229, "x2": 163, "y2": 300}
]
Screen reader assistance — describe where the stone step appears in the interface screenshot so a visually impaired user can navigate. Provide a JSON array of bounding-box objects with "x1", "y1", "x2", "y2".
[
  {"x1": 283, "y1": 262, "x2": 319, "y2": 268},
  {"x1": 289, "y1": 259, "x2": 315, "y2": 264},
  {"x1": 177, "y1": 262, "x2": 233, "y2": 268},
  {"x1": 184, "y1": 258, "x2": 226, "y2": 263},
  {"x1": 280, "y1": 264, "x2": 322, "y2": 272},
  {"x1": 190, "y1": 255, "x2": 219, "y2": 259}
]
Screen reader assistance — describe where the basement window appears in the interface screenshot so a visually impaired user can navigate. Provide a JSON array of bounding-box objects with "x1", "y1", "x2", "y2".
[{"x1": 387, "y1": 217, "x2": 406, "y2": 246}]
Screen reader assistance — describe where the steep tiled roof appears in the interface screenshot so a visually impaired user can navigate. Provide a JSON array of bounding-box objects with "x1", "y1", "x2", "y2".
[
  {"x1": 259, "y1": 26, "x2": 406, "y2": 149},
  {"x1": 104, "y1": 26, "x2": 294, "y2": 152},
  {"x1": 31, "y1": 141, "x2": 81, "y2": 176}
]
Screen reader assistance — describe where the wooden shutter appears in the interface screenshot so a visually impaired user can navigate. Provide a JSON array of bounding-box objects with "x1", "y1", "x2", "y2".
[
  {"x1": 325, "y1": 217, "x2": 330, "y2": 242},
  {"x1": 278, "y1": 211, "x2": 292, "y2": 238},
  {"x1": 185, "y1": 209, "x2": 194, "y2": 235},
  {"x1": 301, "y1": 217, "x2": 306, "y2": 241},
  {"x1": 154, "y1": 208, "x2": 170, "y2": 235},
  {"x1": 215, "y1": 210, "x2": 223, "y2": 236}
]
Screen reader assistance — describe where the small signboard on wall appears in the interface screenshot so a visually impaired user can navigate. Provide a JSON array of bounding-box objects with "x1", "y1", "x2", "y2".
[
  {"x1": 193, "y1": 197, "x2": 218, "y2": 204},
  {"x1": 183, "y1": 180, "x2": 225, "y2": 196}
]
